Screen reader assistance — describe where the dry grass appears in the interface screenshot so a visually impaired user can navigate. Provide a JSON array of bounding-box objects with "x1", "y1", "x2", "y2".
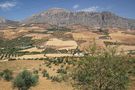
[
  {"x1": 32, "y1": 77, "x2": 73, "y2": 90},
  {"x1": 109, "y1": 31, "x2": 135, "y2": 44},
  {"x1": 20, "y1": 47, "x2": 44, "y2": 52},
  {"x1": 0, "y1": 60, "x2": 73, "y2": 90},
  {"x1": 0, "y1": 28, "x2": 30, "y2": 40},
  {"x1": 0, "y1": 60, "x2": 43, "y2": 71},
  {"x1": 72, "y1": 31, "x2": 99, "y2": 41},
  {"x1": 0, "y1": 77, "x2": 73, "y2": 90},
  {"x1": 0, "y1": 80, "x2": 12, "y2": 90},
  {"x1": 46, "y1": 54, "x2": 73, "y2": 57},
  {"x1": 45, "y1": 38, "x2": 78, "y2": 50},
  {"x1": 25, "y1": 33, "x2": 51, "y2": 40},
  {"x1": 109, "y1": 45, "x2": 135, "y2": 52}
]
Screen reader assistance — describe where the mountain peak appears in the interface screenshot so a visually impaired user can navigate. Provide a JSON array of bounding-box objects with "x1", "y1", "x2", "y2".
[
  {"x1": 23, "y1": 8, "x2": 135, "y2": 29},
  {"x1": 44, "y1": 8, "x2": 70, "y2": 14}
]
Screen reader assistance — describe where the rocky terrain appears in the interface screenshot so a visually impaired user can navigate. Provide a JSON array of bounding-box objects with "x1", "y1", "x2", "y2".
[
  {"x1": 23, "y1": 8, "x2": 135, "y2": 29},
  {"x1": 0, "y1": 8, "x2": 135, "y2": 30}
]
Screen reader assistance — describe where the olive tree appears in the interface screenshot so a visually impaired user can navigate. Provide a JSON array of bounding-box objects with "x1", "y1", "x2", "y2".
[
  {"x1": 13, "y1": 70, "x2": 39, "y2": 90},
  {"x1": 72, "y1": 47, "x2": 129, "y2": 90}
]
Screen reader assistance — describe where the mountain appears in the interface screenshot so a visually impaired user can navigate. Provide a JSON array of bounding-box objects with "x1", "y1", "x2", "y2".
[
  {"x1": 23, "y1": 8, "x2": 135, "y2": 30},
  {"x1": 0, "y1": 17, "x2": 19, "y2": 29}
]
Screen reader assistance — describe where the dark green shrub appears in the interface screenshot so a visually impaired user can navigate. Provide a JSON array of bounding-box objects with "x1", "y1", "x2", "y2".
[
  {"x1": 57, "y1": 68, "x2": 67, "y2": 74},
  {"x1": 2, "y1": 69, "x2": 13, "y2": 81},
  {"x1": 42, "y1": 70, "x2": 49, "y2": 78},
  {"x1": 33, "y1": 69, "x2": 38, "y2": 74},
  {"x1": 0, "y1": 72, "x2": 3, "y2": 78},
  {"x1": 13, "y1": 70, "x2": 39, "y2": 90},
  {"x1": 72, "y1": 47, "x2": 129, "y2": 90},
  {"x1": 51, "y1": 75, "x2": 62, "y2": 82},
  {"x1": 128, "y1": 58, "x2": 135, "y2": 76}
]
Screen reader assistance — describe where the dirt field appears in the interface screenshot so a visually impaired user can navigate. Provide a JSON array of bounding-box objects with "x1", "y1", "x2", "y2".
[
  {"x1": 25, "y1": 33, "x2": 51, "y2": 40},
  {"x1": 0, "y1": 28, "x2": 30, "y2": 40},
  {"x1": 16, "y1": 54, "x2": 45, "y2": 59},
  {"x1": 109, "y1": 45, "x2": 135, "y2": 52},
  {"x1": 109, "y1": 31, "x2": 135, "y2": 44},
  {"x1": 72, "y1": 31, "x2": 99, "y2": 41},
  {"x1": 20, "y1": 47, "x2": 44, "y2": 52},
  {"x1": 45, "y1": 38, "x2": 78, "y2": 50}
]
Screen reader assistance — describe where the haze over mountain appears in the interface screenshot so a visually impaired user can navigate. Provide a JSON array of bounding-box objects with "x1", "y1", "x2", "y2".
[
  {"x1": 23, "y1": 8, "x2": 135, "y2": 29},
  {"x1": 0, "y1": 8, "x2": 135, "y2": 30},
  {"x1": 0, "y1": 17, "x2": 19, "y2": 29}
]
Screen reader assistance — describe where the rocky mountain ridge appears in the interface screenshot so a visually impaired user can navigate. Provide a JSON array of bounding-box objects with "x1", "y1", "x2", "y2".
[
  {"x1": 0, "y1": 8, "x2": 135, "y2": 30},
  {"x1": 23, "y1": 8, "x2": 135, "y2": 29}
]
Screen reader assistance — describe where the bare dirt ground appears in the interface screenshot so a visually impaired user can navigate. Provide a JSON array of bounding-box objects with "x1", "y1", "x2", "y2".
[
  {"x1": 109, "y1": 31, "x2": 135, "y2": 44},
  {"x1": 0, "y1": 60, "x2": 73, "y2": 90},
  {"x1": 109, "y1": 45, "x2": 135, "y2": 52},
  {"x1": 46, "y1": 54, "x2": 73, "y2": 57},
  {"x1": 0, "y1": 60, "x2": 43, "y2": 71},
  {"x1": 0, "y1": 78, "x2": 73, "y2": 90},
  {"x1": 45, "y1": 38, "x2": 78, "y2": 50},
  {"x1": 20, "y1": 47, "x2": 44, "y2": 52},
  {"x1": 0, "y1": 28, "x2": 30, "y2": 40},
  {"x1": 25, "y1": 33, "x2": 51, "y2": 40},
  {"x1": 72, "y1": 31, "x2": 99, "y2": 41},
  {"x1": 16, "y1": 54, "x2": 45, "y2": 59},
  {"x1": 32, "y1": 77, "x2": 73, "y2": 90}
]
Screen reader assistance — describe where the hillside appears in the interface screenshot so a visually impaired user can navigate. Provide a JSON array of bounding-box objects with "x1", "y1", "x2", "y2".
[
  {"x1": 23, "y1": 8, "x2": 135, "y2": 29},
  {"x1": 0, "y1": 17, "x2": 19, "y2": 29}
]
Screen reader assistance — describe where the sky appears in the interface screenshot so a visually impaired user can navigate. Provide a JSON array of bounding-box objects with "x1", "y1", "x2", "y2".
[{"x1": 0, "y1": 0, "x2": 135, "y2": 21}]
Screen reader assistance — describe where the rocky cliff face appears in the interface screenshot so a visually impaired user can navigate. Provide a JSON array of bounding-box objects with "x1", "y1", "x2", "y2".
[{"x1": 23, "y1": 8, "x2": 135, "y2": 29}]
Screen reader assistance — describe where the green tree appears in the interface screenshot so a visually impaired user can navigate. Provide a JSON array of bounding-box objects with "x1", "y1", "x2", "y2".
[
  {"x1": 72, "y1": 47, "x2": 129, "y2": 90},
  {"x1": 13, "y1": 70, "x2": 39, "y2": 90}
]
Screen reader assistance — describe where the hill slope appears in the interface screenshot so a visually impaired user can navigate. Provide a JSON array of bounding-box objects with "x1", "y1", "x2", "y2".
[{"x1": 0, "y1": 17, "x2": 19, "y2": 29}]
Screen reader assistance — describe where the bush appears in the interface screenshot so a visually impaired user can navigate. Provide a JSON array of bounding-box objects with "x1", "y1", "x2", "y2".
[
  {"x1": 128, "y1": 58, "x2": 135, "y2": 76},
  {"x1": 13, "y1": 70, "x2": 39, "y2": 90},
  {"x1": 1, "y1": 69, "x2": 13, "y2": 81},
  {"x1": 51, "y1": 75, "x2": 62, "y2": 82},
  {"x1": 42, "y1": 70, "x2": 49, "y2": 78},
  {"x1": 57, "y1": 68, "x2": 67, "y2": 74},
  {"x1": 72, "y1": 47, "x2": 130, "y2": 90},
  {"x1": 33, "y1": 69, "x2": 38, "y2": 74},
  {"x1": 0, "y1": 72, "x2": 3, "y2": 78},
  {"x1": 51, "y1": 74, "x2": 68, "y2": 82}
]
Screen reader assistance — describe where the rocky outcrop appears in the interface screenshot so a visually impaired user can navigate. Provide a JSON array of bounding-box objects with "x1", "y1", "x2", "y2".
[{"x1": 23, "y1": 8, "x2": 135, "y2": 29}]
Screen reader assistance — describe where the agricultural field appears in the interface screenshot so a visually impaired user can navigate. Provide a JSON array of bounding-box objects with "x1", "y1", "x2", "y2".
[
  {"x1": 0, "y1": 1, "x2": 135, "y2": 89},
  {"x1": 1, "y1": 26, "x2": 135, "y2": 90}
]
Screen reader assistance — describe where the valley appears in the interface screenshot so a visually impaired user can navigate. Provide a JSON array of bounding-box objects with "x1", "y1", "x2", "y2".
[{"x1": 0, "y1": 7, "x2": 135, "y2": 90}]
